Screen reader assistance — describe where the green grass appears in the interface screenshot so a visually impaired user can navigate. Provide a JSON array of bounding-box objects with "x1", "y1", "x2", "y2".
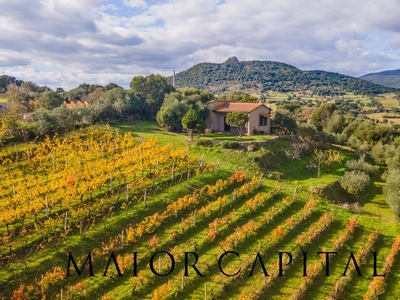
[
  {"x1": 200, "y1": 133, "x2": 274, "y2": 141},
  {"x1": 114, "y1": 120, "x2": 274, "y2": 143},
  {"x1": 377, "y1": 97, "x2": 399, "y2": 108}
]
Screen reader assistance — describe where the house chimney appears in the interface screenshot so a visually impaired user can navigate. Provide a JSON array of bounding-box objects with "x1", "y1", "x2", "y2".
[{"x1": 173, "y1": 70, "x2": 176, "y2": 88}]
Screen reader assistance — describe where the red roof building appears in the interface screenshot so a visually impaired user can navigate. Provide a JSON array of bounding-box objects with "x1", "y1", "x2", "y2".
[{"x1": 206, "y1": 100, "x2": 271, "y2": 135}]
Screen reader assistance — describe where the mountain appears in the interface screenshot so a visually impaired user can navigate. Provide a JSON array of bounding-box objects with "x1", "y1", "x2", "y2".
[
  {"x1": 359, "y1": 69, "x2": 400, "y2": 88},
  {"x1": 168, "y1": 57, "x2": 397, "y2": 95}
]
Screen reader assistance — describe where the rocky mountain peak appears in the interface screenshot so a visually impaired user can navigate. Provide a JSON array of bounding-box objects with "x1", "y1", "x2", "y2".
[{"x1": 224, "y1": 56, "x2": 239, "y2": 63}]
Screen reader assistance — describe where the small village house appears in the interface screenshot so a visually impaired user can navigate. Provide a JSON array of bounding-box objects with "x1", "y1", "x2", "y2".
[{"x1": 206, "y1": 100, "x2": 272, "y2": 135}]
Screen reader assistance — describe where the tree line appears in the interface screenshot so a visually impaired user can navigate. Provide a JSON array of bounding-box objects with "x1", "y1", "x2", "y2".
[{"x1": 0, "y1": 75, "x2": 175, "y2": 139}]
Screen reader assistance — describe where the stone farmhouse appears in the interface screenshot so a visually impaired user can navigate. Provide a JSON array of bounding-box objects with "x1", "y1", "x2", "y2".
[{"x1": 206, "y1": 100, "x2": 272, "y2": 135}]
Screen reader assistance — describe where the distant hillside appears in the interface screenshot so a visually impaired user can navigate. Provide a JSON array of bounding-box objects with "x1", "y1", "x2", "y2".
[
  {"x1": 360, "y1": 69, "x2": 400, "y2": 88},
  {"x1": 168, "y1": 57, "x2": 396, "y2": 95}
]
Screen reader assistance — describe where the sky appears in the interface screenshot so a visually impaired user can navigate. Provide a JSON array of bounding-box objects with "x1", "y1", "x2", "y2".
[{"x1": 1, "y1": 0, "x2": 400, "y2": 90}]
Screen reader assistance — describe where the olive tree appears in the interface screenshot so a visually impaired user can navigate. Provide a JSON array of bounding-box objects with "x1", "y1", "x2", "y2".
[
  {"x1": 340, "y1": 171, "x2": 370, "y2": 195},
  {"x1": 181, "y1": 108, "x2": 204, "y2": 141},
  {"x1": 225, "y1": 111, "x2": 249, "y2": 137},
  {"x1": 383, "y1": 168, "x2": 400, "y2": 218}
]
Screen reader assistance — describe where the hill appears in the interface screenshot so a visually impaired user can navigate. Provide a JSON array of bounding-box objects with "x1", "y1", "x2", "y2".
[
  {"x1": 168, "y1": 57, "x2": 397, "y2": 95},
  {"x1": 360, "y1": 69, "x2": 400, "y2": 88}
]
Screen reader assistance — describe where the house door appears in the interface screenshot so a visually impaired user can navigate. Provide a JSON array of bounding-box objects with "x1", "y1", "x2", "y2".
[{"x1": 224, "y1": 116, "x2": 230, "y2": 131}]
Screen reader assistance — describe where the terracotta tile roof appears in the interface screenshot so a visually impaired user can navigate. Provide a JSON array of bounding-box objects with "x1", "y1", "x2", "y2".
[{"x1": 214, "y1": 102, "x2": 269, "y2": 113}]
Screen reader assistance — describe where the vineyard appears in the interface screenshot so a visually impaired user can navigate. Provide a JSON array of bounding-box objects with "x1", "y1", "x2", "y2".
[{"x1": 1, "y1": 123, "x2": 400, "y2": 299}]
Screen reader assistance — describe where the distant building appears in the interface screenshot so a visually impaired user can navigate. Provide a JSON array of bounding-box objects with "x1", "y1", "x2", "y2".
[{"x1": 206, "y1": 100, "x2": 272, "y2": 134}]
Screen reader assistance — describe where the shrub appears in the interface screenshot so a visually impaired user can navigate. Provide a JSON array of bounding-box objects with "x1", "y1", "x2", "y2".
[
  {"x1": 340, "y1": 171, "x2": 370, "y2": 195},
  {"x1": 196, "y1": 139, "x2": 214, "y2": 147},
  {"x1": 345, "y1": 154, "x2": 378, "y2": 174},
  {"x1": 297, "y1": 122, "x2": 317, "y2": 141},
  {"x1": 222, "y1": 141, "x2": 240, "y2": 149},
  {"x1": 371, "y1": 142, "x2": 386, "y2": 165}
]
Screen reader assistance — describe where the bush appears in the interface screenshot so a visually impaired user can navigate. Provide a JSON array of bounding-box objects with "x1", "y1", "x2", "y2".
[
  {"x1": 332, "y1": 132, "x2": 348, "y2": 145},
  {"x1": 340, "y1": 171, "x2": 370, "y2": 195},
  {"x1": 345, "y1": 155, "x2": 378, "y2": 174},
  {"x1": 196, "y1": 139, "x2": 214, "y2": 147},
  {"x1": 297, "y1": 122, "x2": 317, "y2": 141},
  {"x1": 222, "y1": 141, "x2": 240, "y2": 149},
  {"x1": 371, "y1": 142, "x2": 386, "y2": 165},
  {"x1": 347, "y1": 136, "x2": 362, "y2": 149}
]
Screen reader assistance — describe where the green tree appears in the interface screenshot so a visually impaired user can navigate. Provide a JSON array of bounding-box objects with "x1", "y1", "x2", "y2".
[
  {"x1": 100, "y1": 87, "x2": 130, "y2": 116},
  {"x1": 297, "y1": 122, "x2": 317, "y2": 141},
  {"x1": 100, "y1": 87, "x2": 127, "y2": 104},
  {"x1": 39, "y1": 91, "x2": 64, "y2": 110},
  {"x1": 127, "y1": 93, "x2": 151, "y2": 119},
  {"x1": 311, "y1": 103, "x2": 337, "y2": 131},
  {"x1": 178, "y1": 87, "x2": 214, "y2": 103},
  {"x1": 130, "y1": 74, "x2": 175, "y2": 115},
  {"x1": 325, "y1": 111, "x2": 345, "y2": 133},
  {"x1": 345, "y1": 154, "x2": 378, "y2": 175},
  {"x1": 340, "y1": 171, "x2": 370, "y2": 195},
  {"x1": 371, "y1": 142, "x2": 386, "y2": 165},
  {"x1": 104, "y1": 82, "x2": 121, "y2": 91},
  {"x1": 181, "y1": 108, "x2": 203, "y2": 141},
  {"x1": 30, "y1": 108, "x2": 57, "y2": 135},
  {"x1": 225, "y1": 111, "x2": 249, "y2": 137},
  {"x1": 217, "y1": 91, "x2": 259, "y2": 103},
  {"x1": 51, "y1": 106, "x2": 79, "y2": 133},
  {"x1": 6, "y1": 84, "x2": 31, "y2": 103},
  {"x1": 0, "y1": 103, "x2": 27, "y2": 131},
  {"x1": 156, "y1": 90, "x2": 209, "y2": 131},
  {"x1": 156, "y1": 92, "x2": 187, "y2": 131},
  {"x1": 383, "y1": 168, "x2": 400, "y2": 218},
  {"x1": 181, "y1": 94, "x2": 209, "y2": 120},
  {"x1": 279, "y1": 103, "x2": 301, "y2": 113},
  {"x1": 65, "y1": 86, "x2": 87, "y2": 101},
  {"x1": 271, "y1": 109, "x2": 297, "y2": 134},
  {"x1": 74, "y1": 106, "x2": 95, "y2": 127}
]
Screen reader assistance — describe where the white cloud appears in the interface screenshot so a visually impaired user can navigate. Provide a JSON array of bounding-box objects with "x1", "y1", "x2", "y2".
[
  {"x1": 1, "y1": 0, "x2": 400, "y2": 89},
  {"x1": 123, "y1": 0, "x2": 147, "y2": 8},
  {"x1": 389, "y1": 34, "x2": 400, "y2": 49}
]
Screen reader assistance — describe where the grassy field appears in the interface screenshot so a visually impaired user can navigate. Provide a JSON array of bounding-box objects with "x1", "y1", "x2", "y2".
[
  {"x1": 376, "y1": 95, "x2": 399, "y2": 108},
  {"x1": 0, "y1": 121, "x2": 399, "y2": 299},
  {"x1": 366, "y1": 112, "x2": 400, "y2": 124}
]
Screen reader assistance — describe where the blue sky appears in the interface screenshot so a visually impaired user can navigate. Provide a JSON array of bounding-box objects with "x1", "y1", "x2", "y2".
[{"x1": 1, "y1": 0, "x2": 400, "y2": 90}]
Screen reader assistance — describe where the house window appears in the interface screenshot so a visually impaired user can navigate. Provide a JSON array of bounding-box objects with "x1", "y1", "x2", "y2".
[{"x1": 259, "y1": 115, "x2": 268, "y2": 126}]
